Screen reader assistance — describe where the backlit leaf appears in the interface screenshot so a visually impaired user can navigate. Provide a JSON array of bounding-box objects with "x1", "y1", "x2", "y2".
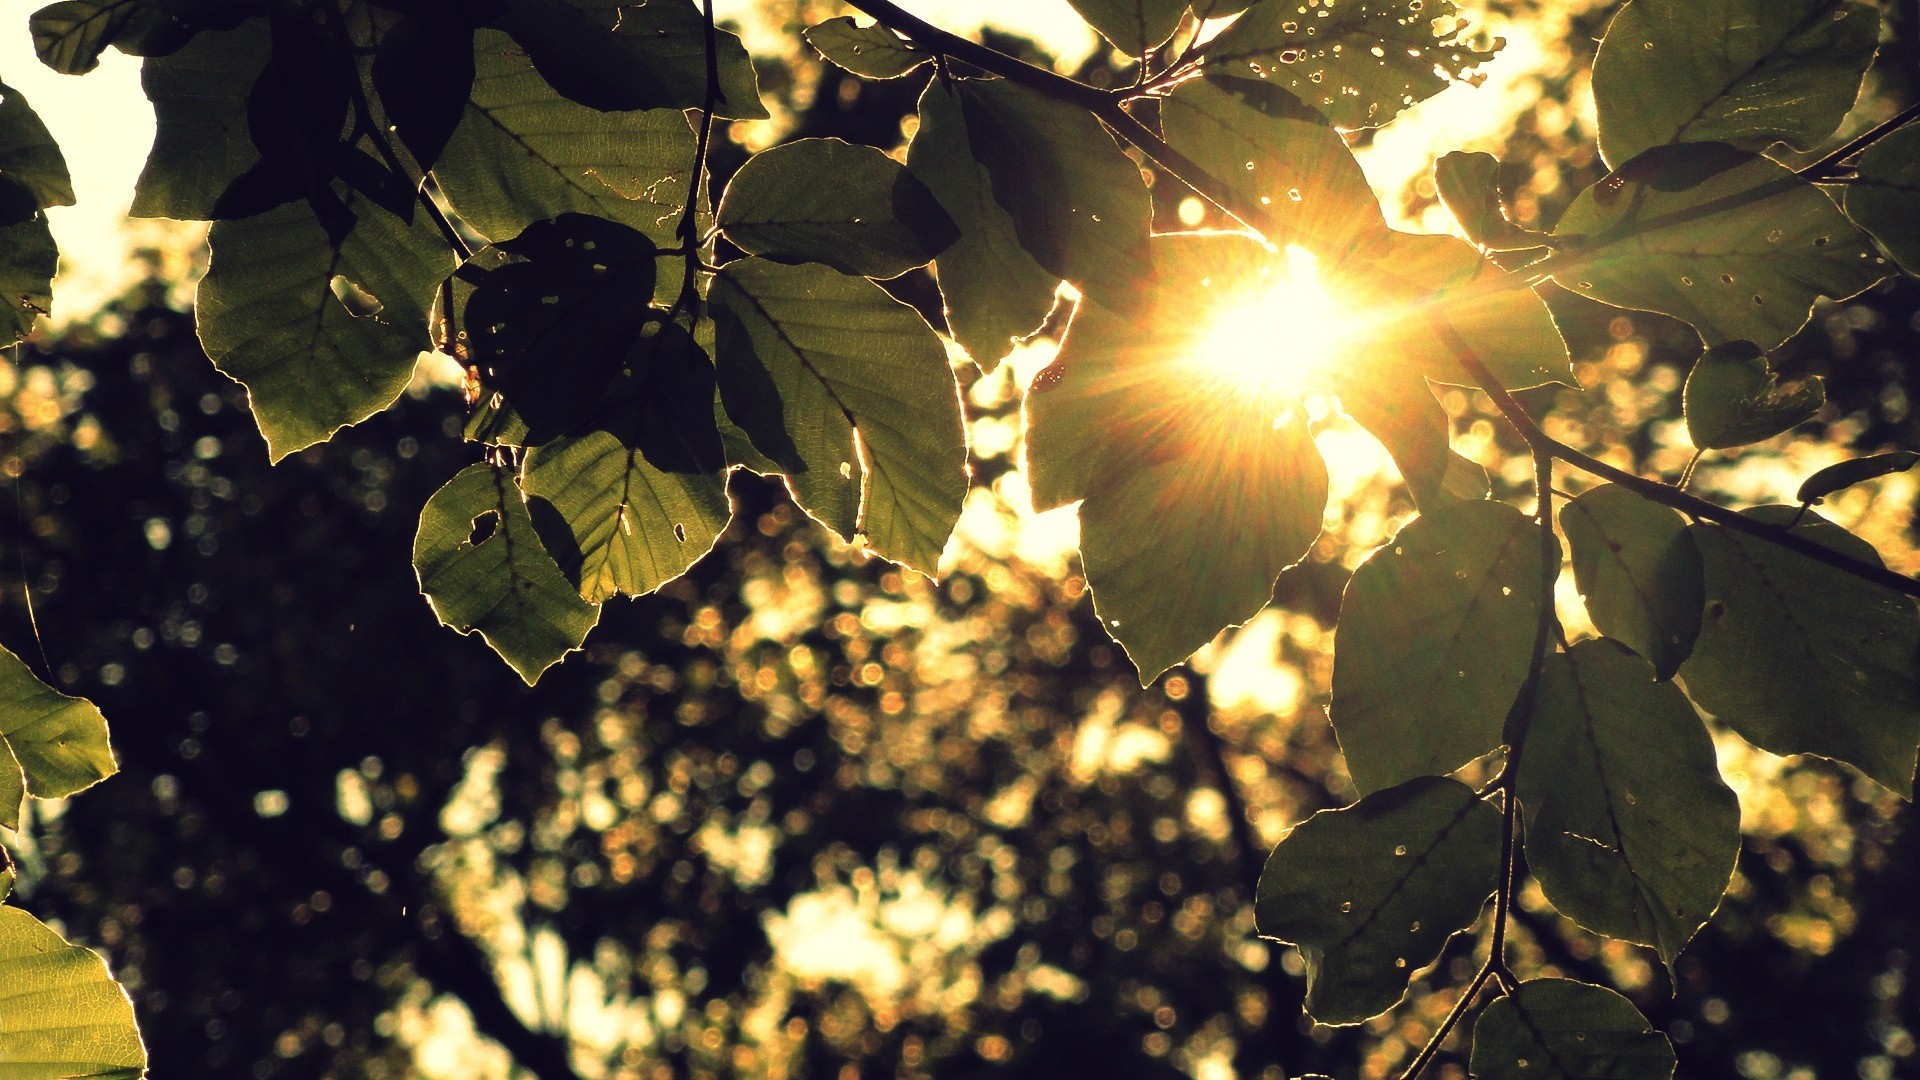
[
  {"x1": 0, "y1": 81, "x2": 74, "y2": 210},
  {"x1": 1065, "y1": 0, "x2": 1189, "y2": 54},
  {"x1": 1434, "y1": 150, "x2": 1545, "y2": 251},
  {"x1": 1335, "y1": 376, "x2": 1486, "y2": 511},
  {"x1": 1470, "y1": 979, "x2": 1676, "y2": 1080},
  {"x1": 1553, "y1": 144, "x2": 1886, "y2": 351},
  {"x1": 0, "y1": 905, "x2": 145, "y2": 1079},
  {"x1": 1592, "y1": 0, "x2": 1879, "y2": 169},
  {"x1": 803, "y1": 17, "x2": 928, "y2": 79},
  {"x1": 493, "y1": 0, "x2": 765, "y2": 118},
  {"x1": 1201, "y1": 0, "x2": 1499, "y2": 130},
  {"x1": 1683, "y1": 340, "x2": 1825, "y2": 450},
  {"x1": 1845, "y1": 121, "x2": 1920, "y2": 275},
  {"x1": 0, "y1": 644, "x2": 116, "y2": 832},
  {"x1": 717, "y1": 138, "x2": 958, "y2": 280},
  {"x1": 1560, "y1": 485, "x2": 1703, "y2": 679},
  {"x1": 129, "y1": 17, "x2": 270, "y2": 220},
  {"x1": 1682, "y1": 506, "x2": 1920, "y2": 794},
  {"x1": 1331, "y1": 499, "x2": 1550, "y2": 794},
  {"x1": 1797, "y1": 451, "x2": 1920, "y2": 505},
  {"x1": 711, "y1": 259, "x2": 966, "y2": 576},
  {"x1": 1256, "y1": 776, "x2": 1501, "y2": 1025},
  {"x1": 906, "y1": 80, "x2": 1058, "y2": 371},
  {"x1": 0, "y1": 200, "x2": 56, "y2": 347},
  {"x1": 1520, "y1": 640, "x2": 1739, "y2": 962},
  {"x1": 414, "y1": 463, "x2": 601, "y2": 684}
]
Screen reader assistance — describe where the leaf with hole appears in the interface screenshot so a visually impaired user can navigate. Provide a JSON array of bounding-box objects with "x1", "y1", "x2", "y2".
[
  {"x1": 1561, "y1": 484, "x2": 1703, "y2": 679},
  {"x1": 1845, "y1": 121, "x2": 1920, "y2": 276},
  {"x1": 1684, "y1": 340, "x2": 1825, "y2": 450},
  {"x1": 717, "y1": 138, "x2": 958, "y2": 280},
  {"x1": 1592, "y1": 0, "x2": 1879, "y2": 169},
  {"x1": 0, "y1": 644, "x2": 117, "y2": 832},
  {"x1": 1796, "y1": 451, "x2": 1920, "y2": 505},
  {"x1": 414, "y1": 464, "x2": 602, "y2": 684},
  {"x1": 803, "y1": 17, "x2": 928, "y2": 79},
  {"x1": 1470, "y1": 979, "x2": 1676, "y2": 1080},
  {"x1": 1520, "y1": 640, "x2": 1739, "y2": 963},
  {"x1": 0, "y1": 905, "x2": 146, "y2": 1079},
  {"x1": 1256, "y1": 775, "x2": 1501, "y2": 1025},
  {"x1": 1553, "y1": 144, "x2": 1886, "y2": 351},
  {"x1": 1331, "y1": 499, "x2": 1551, "y2": 794},
  {"x1": 711, "y1": 259, "x2": 966, "y2": 577},
  {"x1": 1682, "y1": 506, "x2": 1920, "y2": 794}
]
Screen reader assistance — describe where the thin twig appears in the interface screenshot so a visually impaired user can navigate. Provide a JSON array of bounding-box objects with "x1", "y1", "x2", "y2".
[
  {"x1": 1802, "y1": 100, "x2": 1920, "y2": 181},
  {"x1": 672, "y1": 0, "x2": 724, "y2": 323},
  {"x1": 1397, "y1": 960, "x2": 1498, "y2": 1080}
]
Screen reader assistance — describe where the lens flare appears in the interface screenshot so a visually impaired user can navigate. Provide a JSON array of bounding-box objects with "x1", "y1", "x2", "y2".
[{"x1": 1189, "y1": 246, "x2": 1351, "y2": 399}]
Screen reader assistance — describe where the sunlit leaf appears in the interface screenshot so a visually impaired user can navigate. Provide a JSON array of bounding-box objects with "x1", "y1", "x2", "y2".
[
  {"x1": 1560, "y1": 485, "x2": 1703, "y2": 680},
  {"x1": 1434, "y1": 150, "x2": 1545, "y2": 251},
  {"x1": 0, "y1": 199, "x2": 56, "y2": 347},
  {"x1": 29, "y1": 0, "x2": 242, "y2": 74},
  {"x1": 492, "y1": 0, "x2": 765, "y2": 118},
  {"x1": 1470, "y1": 979, "x2": 1676, "y2": 1080},
  {"x1": 197, "y1": 192, "x2": 450, "y2": 461},
  {"x1": 414, "y1": 463, "x2": 601, "y2": 683},
  {"x1": 1520, "y1": 640, "x2": 1739, "y2": 962},
  {"x1": 128, "y1": 17, "x2": 270, "y2": 220},
  {"x1": 1065, "y1": 0, "x2": 1189, "y2": 54},
  {"x1": 710, "y1": 259, "x2": 966, "y2": 576},
  {"x1": 1331, "y1": 499, "x2": 1550, "y2": 794},
  {"x1": 1335, "y1": 376, "x2": 1485, "y2": 511},
  {"x1": 0, "y1": 81, "x2": 74, "y2": 210},
  {"x1": 1682, "y1": 506, "x2": 1920, "y2": 794},
  {"x1": 0, "y1": 905, "x2": 145, "y2": 1079},
  {"x1": 1797, "y1": 451, "x2": 1920, "y2": 505},
  {"x1": 1256, "y1": 776, "x2": 1500, "y2": 1025},
  {"x1": 1161, "y1": 75, "x2": 1388, "y2": 254},
  {"x1": 803, "y1": 16, "x2": 928, "y2": 79},
  {"x1": 0, "y1": 645, "x2": 116, "y2": 832},
  {"x1": 953, "y1": 78, "x2": 1152, "y2": 304},
  {"x1": 1553, "y1": 144, "x2": 1886, "y2": 351},
  {"x1": 716, "y1": 138, "x2": 958, "y2": 280},
  {"x1": 1845, "y1": 121, "x2": 1920, "y2": 275},
  {"x1": 1592, "y1": 0, "x2": 1879, "y2": 169},
  {"x1": 1200, "y1": 0, "x2": 1499, "y2": 130},
  {"x1": 1683, "y1": 340, "x2": 1825, "y2": 450},
  {"x1": 906, "y1": 80, "x2": 1058, "y2": 371}
]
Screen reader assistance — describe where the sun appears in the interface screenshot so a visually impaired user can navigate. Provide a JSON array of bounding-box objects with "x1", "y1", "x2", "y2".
[{"x1": 1189, "y1": 246, "x2": 1353, "y2": 399}]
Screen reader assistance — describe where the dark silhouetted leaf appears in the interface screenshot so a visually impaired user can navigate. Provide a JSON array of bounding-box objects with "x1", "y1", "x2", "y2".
[
  {"x1": 414, "y1": 463, "x2": 601, "y2": 683},
  {"x1": 803, "y1": 17, "x2": 928, "y2": 79},
  {"x1": 1331, "y1": 499, "x2": 1550, "y2": 794},
  {"x1": 1592, "y1": 0, "x2": 1879, "y2": 169},
  {"x1": 1256, "y1": 776, "x2": 1500, "y2": 1025},
  {"x1": 0, "y1": 906, "x2": 146, "y2": 1079},
  {"x1": 1683, "y1": 340, "x2": 1825, "y2": 450},
  {"x1": 1554, "y1": 145, "x2": 1886, "y2": 351},
  {"x1": 1845, "y1": 121, "x2": 1920, "y2": 275},
  {"x1": 906, "y1": 80, "x2": 1058, "y2": 371},
  {"x1": 373, "y1": 13, "x2": 476, "y2": 171},
  {"x1": 711, "y1": 259, "x2": 965, "y2": 576},
  {"x1": 0, "y1": 644, "x2": 116, "y2": 832},
  {"x1": 1201, "y1": 0, "x2": 1499, "y2": 129},
  {"x1": 1471, "y1": 979, "x2": 1676, "y2": 1080},
  {"x1": 1520, "y1": 640, "x2": 1739, "y2": 962},
  {"x1": 1682, "y1": 506, "x2": 1920, "y2": 794},
  {"x1": 717, "y1": 138, "x2": 958, "y2": 279},
  {"x1": 1797, "y1": 451, "x2": 1920, "y2": 505},
  {"x1": 1561, "y1": 484, "x2": 1703, "y2": 679}
]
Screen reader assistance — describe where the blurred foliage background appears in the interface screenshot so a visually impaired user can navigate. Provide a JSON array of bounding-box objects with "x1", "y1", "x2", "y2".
[{"x1": 4, "y1": 1, "x2": 1920, "y2": 1078}]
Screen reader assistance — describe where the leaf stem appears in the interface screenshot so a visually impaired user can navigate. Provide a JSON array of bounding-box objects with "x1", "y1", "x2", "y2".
[
  {"x1": 1802, "y1": 100, "x2": 1920, "y2": 181},
  {"x1": 672, "y1": 0, "x2": 723, "y2": 323},
  {"x1": 1396, "y1": 959, "x2": 1498, "y2": 1080}
]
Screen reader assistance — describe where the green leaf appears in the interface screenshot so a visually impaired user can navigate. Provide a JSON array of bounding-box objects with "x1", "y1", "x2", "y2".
[
  {"x1": 1255, "y1": 776, "x2": 1501, "y2": 1025},
  {"x1": 954, "y1": 78, "x2": 1152, "y2": 304},
  {"x1": 1025, "y1": 233, "x2": 1330, "y2": 678},
  {"x1": 1520, "y1": 640, "x2": 1740, "y2": 963},
  {"x1": 0, "y1": 644, "x2": 116, "y2": 833},
  {"x1": 0, "y1": 905, "x2": 146, "y2": 1079},
  {"x1": 1592, "y1": 0, "x2": 1879, "y2": 169},
  {"x1": 1553, "y1": 144, "x2": 1886, "y2": 351},
  {"x1": 1683, "y1": 340, "x2": 1825, "y2": 450},
  {"x1": 29, "y1": 0, "x2": 157, "y2": 74},
  {"x1": 1797, "y1": 451, "x2": 1920, "y2": 505},
  {"x1": 0, "y1": 196, "x2": 57, "y2": 348},
  {"x1": 1200, "y1": 0, "x2": 1499, "y2": 130},
  {"x1": 905, "y1": 81, "x2": 1058, "y2": 371},
  {"x1": 710, "y1": 259, "x2": 966, "y2": 576},
  {"x1": 492, "y1": 0, "x2": 765, "y2": 119},
  {"x1": 1560, "y1": 485, "x2": 1703, "y2": 680},
  {"x1": 716, "y1": 138, "x2": 958, "y2": 280},
  {"x1": 1335, "y1": 376, "x2": 1485, "y2": 512},
  {"x1": 521, "y1": 327, "x2": 734, "y2": 604},
  {"x1": 436, "y1": 29, "x2": 698, "y2": 254},
  {"x1": 1331, "y1": 499, "x2": 1551, "y2": 794},
  {"x1": 1065, "y1": 0, "x2": 1189, "y2": 54},
  {"x1": 1160, "y1": 75, "x2": 1387, "y2": 254},
  {"x1": 1682, "y1": 506, "x2": 1920, "y2": 794},
  {"x1": 197, "y1": 194, "x2": 450, "y2": 461},
  {"x1": 1434, "y1": 150, "x2": 1545, "y2": 251},
  {"x1": 129, "y1": 17, "x2": 270, "y2": 220},
  {"x1": 415, "y1": 463, "x2": 601, "y2": 684},
  {"x1": 804, "y1": 16, "x2": 929, "y2": 79},
  {"x1": 1845, "y1": 121, "x2": 1920, "y2": 275},
  {"x1": 0, "y1": 82, "x2": 74, "y2": 210},
  {"x1": 1470, "y1": 979, "x2": 1676, "y2": 1080}
]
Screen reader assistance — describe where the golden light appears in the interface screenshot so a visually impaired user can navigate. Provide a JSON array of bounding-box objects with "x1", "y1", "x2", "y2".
[{"x1": 1188, "y1": 246, "x2": 1354, "y2": 400}]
